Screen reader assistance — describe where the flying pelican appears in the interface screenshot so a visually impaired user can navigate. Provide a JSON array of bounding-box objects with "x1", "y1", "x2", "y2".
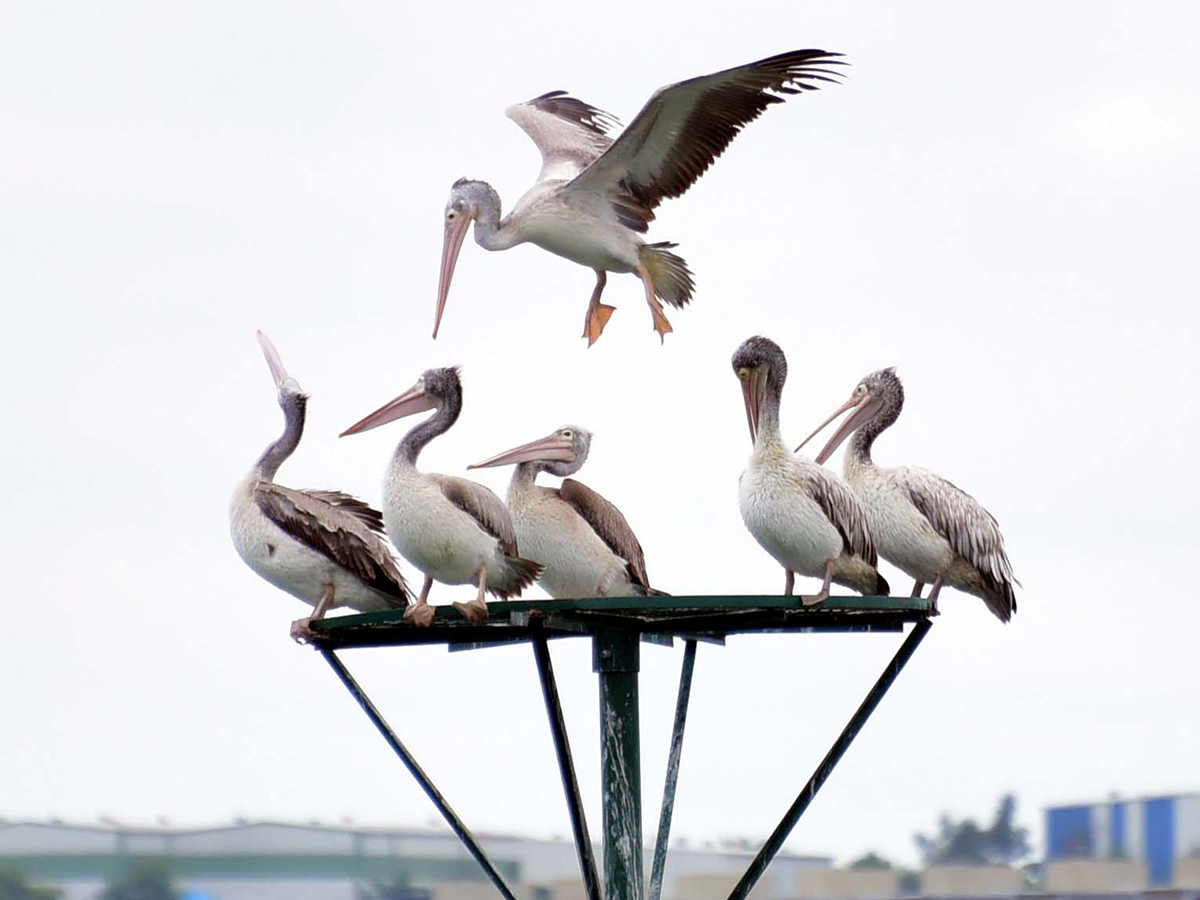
[
  {"x1": 732, "y1": 336, "x2": 889, "y2": 603},
  {"x1": 469, "y1": 425, "x2": 666, "y2": 598},
  {"x1": 435, "y1": 49, "x2": 845, "y2": 346},
  {"x1": 340, "y1": 367, "x2": 542, "y2": 625},
  {"x1": 229, "y1": 332, "x2": 412, "y2": 642},
  {"x1": 795, "y1": 368, "x2": 1019, "y2": 621}
]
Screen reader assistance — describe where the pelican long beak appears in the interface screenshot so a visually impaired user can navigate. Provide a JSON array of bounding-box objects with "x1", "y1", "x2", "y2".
[
  {"x1": 256, "y1": 331, "x2": 289, "y2": 389},
  {"x1": 794, "y1": 395, "x2": 862, "y2": 455},
  {"x1": 740, "y1": 368, "x2": 765, "y2": 444},
  {"x1": 796, "y1": 393, "x2": 881, "y2": 465},
  {"x1": 468, "y1": 431, "x2": 576, "y2": 469},
  {"x1": 340, "y1": 382, "x2": 437, "y2": 437},
  {"x1": 433, "y1": 214, "x2": 472, "y2": 340}
]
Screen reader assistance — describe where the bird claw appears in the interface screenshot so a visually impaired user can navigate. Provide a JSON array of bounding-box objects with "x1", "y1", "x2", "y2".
[
  {"x1": 403, "y1": 602, "x2": 435, "y2": 628},
  {"x1": 583, "y1": 303, "x2": 617, "y2": 346},
  {"x1": 290, "y1": 617, "x2": 320, "y2": 644},
  {"x1": 799, "y1": 592, "x2": 828, "y2": 608},
  {"x1": 452, "y1": 598, "x2": 490, "y2": 624},
  {"x1": 651, "y1": 308, "x2": 673, "y2": 343}
]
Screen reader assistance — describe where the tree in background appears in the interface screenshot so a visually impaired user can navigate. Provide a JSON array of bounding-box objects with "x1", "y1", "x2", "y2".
[
  {"x1": 915, "y1": 793, "x2": 1031, "y2": 866},
  {"x1": 848, "y1": 852, "x2": 893, "y2": 871},
  {"x1": 0, "y1": 871, "x2": 62, "y2": 900},
  {"x1": 97, "y1": 865, "x2": 179, "y2": 900}
]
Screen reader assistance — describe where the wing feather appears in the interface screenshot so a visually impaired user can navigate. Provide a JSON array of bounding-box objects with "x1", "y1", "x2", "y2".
[
  {"x1": 432, "y1": 474, "x2": 520, "y2": 557},
  {"x1": 897, "y1": 466, "x2": 1018, "y2": 594},
  {"x1": 564, "y1": 49, "x2": 845, "y2": 231},
  {"x1": 253, "y1": 484, "x2": 410, "y2": 606},
  {"x1": 302, "y1": 489, "x2": 386, "y2": 535},
  {"x1": 506, "y1": 91, "x2": 618, "y2": 183},
  {"x1": 557, "y1": 478, "x2": 651, "y2": 590},
  {"x1": 801, "y1": 466, "x2": 878, "y2": 565}
]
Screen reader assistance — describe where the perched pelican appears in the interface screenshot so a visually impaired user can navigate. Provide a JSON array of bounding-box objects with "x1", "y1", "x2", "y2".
[
  {"x1": 795, "y1": 368, "x2": 1019, "y2": 622},
  {"x1": 229, "y1": 332, "x2": 412, "y2": 642},
  {"x1": 435, "y1": 49, "x2": 845, "y2": 346},
  {"x1": 340, "y1": 367, "x2": 542, "y2": 625},
  {"x1": 469, "y1": 425, "x2": 666, "y2": 598},
  {"x1": 732, "y1": 337, "x2": 889, "y2": 603}
]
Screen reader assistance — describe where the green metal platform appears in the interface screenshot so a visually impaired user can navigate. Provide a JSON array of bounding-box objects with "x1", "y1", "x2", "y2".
[{"x1": 309, "y1": 595, "x2": 934, "y2": 900}]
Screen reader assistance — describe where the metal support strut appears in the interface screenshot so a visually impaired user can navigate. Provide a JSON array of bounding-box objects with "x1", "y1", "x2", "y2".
[
  {"x1": 726, "y1": 618, "x2": 934, "y2": 900},
  {"x1": 310, "y1": 597, "x2": 935, "y2": 900},
  {"x1": 594, "y1": 628, "x2": 643, "y2": 900},
  {"x1": 532, "y1": 627, "x2": 603, "y2": 900},
  {"x1": 317, "y1": 647, "x2": 520, "y2": 900},
  {"x1": 648, "y1": 640, "x2": 698, "y2": 900}
]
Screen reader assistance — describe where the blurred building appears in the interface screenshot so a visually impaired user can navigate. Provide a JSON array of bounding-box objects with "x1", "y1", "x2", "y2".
[
  {"x1": 0, "y1": 819, "x2": 829, "y2": 900},
  {"x1": 1045, "y1": 793, "x2": 1200, "y2": 888}
]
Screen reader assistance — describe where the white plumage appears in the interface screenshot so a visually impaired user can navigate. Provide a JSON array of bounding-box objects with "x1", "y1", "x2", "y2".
[
  {"x1": 732, "y1": 336, "x2": 888, "y2": 602},
  {"x1": 469, "y1": 425, "x2": 661, "y2": 599},
  {"x1": 230, "y1": 478, "x2": 401, "y2": 614},
  {"x1": 801, "y1": 367, "x2": 1018, "y2": 621},
  {"x1": 434, "y1": 50, "x2": 844, "y2": 344}
]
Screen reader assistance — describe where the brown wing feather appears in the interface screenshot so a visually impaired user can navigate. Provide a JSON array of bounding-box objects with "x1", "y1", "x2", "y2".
[
  {"x1": 897, "y1": 466, "x2": 1019, "y2": 608},
  {"x1": 557, "y1": 478, "x2": 651, "y2": 590},
  {"x1": 302, "y1": 490, "x2": 386, "y2": 535},
  {"x1": 253, "y1": 484, "x2": 410, "y2": 606},
  {"x1": 431, "y1": 475, "x2": 520, "y2": 557},
  {"x1": 566, "y1": 49, "x2": 845, "y2": 231},
  {"x1": 801, "y1": 467, "x2": 878, "y2": 566}
]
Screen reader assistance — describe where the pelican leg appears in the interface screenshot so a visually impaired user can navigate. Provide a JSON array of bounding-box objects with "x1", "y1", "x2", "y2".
[
  {"x1": 453, "y1": 567, "x2": 490, "y2": 624},
  {"x1": 800, "y1": 561, "x2": 834, "y2": 607},
  {"x1": 783, "y1": 570, "x2": 795, "y2": 596},
  {"x1": 926, "y1": 575, "x2": 945, "y2": 614},
  {"x1": 404, "y1": 575, "x2": 436, "y2": 627},
  {"x1": 291, "y1": 583, "x2": 335, "y2": 644},
  {"x1": 910, "y1": 581, "x2": 925, "y2": 599},
  {"x1": 637, "y1": 264, "x2": 673, "y2": 343},
  {"x1": 582, "y1": 270, "x2": 617, "y2": 347}
]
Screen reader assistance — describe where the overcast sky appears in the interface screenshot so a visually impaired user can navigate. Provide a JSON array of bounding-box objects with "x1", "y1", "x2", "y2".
[{"x1": 3, "y1": 0, "x2": 1198, "y2": 873}]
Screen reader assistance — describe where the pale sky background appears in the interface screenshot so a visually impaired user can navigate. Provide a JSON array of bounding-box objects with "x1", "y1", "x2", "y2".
[{"x1": 2, "y1": 0, "x2": 1198, "y2": 872}]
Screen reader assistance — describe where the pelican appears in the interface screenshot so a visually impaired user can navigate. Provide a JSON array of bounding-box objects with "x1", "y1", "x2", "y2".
[
  {"x1": 435, "y1": 49, "x2": 845, "y2": 346},
  {"x1": 229, "y1": 332, "x2": 412, "y2": 642},
  {"x1": 468, "y1": 425, "x2": 666, "y2": 598},
  {"x1": 732, "y1": 337, "x2": 889, "y2": 603},
  {"x1": 795, "y1": 368, "x2": 1019, "y2": 621},
  {"x1": 340, "y1": 367, "x2": 542, "y2": 625}
]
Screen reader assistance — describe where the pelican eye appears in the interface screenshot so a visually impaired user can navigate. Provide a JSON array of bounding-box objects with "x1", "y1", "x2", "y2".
[
  {"x1": 737, "y1": 367, "x2": 750, "y2": 379},
  {"x1": 561, "y1": 429, "x2": 574, "y2": 439}
]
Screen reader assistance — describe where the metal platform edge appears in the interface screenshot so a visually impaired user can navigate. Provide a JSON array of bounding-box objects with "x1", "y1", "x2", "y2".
[{"x1": 308, "y1": 595, "x2": 934, "y2": 650}]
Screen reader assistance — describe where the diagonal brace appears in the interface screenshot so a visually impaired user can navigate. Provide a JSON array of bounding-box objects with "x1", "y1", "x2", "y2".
[
  {"x1": 648, "y1": 639, "x2": 698, "y2": 900},
  {"x1": 318, "y1": 646, "x2": 520, "y2": 900},
  {"x1": 727, "y1": 617, "x2": 934, "y2": 900},
  {"x1": 532, "y1": 626, "x2": 603, "y2": 900}
]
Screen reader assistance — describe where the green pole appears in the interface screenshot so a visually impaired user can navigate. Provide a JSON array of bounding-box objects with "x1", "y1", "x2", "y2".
[{"x1": 594, "y1": 628, "x2": 642, "y2": 900}]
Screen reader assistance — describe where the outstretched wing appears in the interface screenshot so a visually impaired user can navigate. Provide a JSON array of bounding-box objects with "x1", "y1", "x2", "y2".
[
  {"x1": 432, "y1": 474, "x2": 520, "y2": 557},
  {"x1": 557, "y1": 478, "x2": 652, "y2": 590},
  {"x1": 253, "y1": 483, "x2": 410, "y2": 606},
  {"x1": 563, "y1": 49, "x2": 844, "y2": 232},
  {"x1": 506, "y1": 91, "x2": 619, "y2": 183},
  {"x1": 896, "y1": 466, "x2": 1018, "y2": 594},
  {"x1": 800, "y1": 465, "x2": 877, "y2": 566}
]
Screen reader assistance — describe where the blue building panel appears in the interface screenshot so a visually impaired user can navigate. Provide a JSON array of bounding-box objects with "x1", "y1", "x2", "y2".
[
  {"x1": 1144, "y1": 796, "x2": 1175, "y2": 886},
  {"x1": 1048, "y1": 806, "x2": 1094, "y2": 859},
  {"x1": 1110, "y1": 802, "x2": 1126, "y2": 857}
]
